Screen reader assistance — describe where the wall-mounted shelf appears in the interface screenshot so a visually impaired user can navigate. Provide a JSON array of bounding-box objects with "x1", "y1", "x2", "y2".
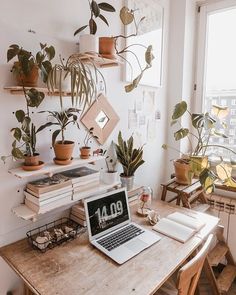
[
  {"x1": 12, "y1": 181, "x2": 121, "y2": 221},
  {"x1": 4, "y1": 86, "x2": 71, "y2": 96},
  {"x1": 8, "y1": 155, "x2": 105, "y2": 179},
  {"x1": 78, "y1": 53, "x2": 121, "y2": 68}
]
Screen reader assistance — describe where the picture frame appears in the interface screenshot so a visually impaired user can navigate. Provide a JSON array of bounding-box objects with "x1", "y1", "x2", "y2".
[
  {"x1": 81, "y1": 94, "x2": 120, "y2": 145},
  {"x1": 125, "y1": 0, "x2": 164, "y2": 88}
]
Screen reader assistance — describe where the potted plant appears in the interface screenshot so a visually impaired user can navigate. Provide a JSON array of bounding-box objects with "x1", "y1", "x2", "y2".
[
  {"x1": 1, "y1": 87, "x2": 45, "y2": 170},
  {"x1": 37, "y1": 108, "x2": 80, "y2": 165},
  {"x1": 115, "y1": 131, "x2": 145, "y2": 191},
  {"x1": 74, "y1": 1, "x2": 115, "y2": 54},
  {"x1": 163, "y1": 100, "x2": 236, "y2": 193},
  {"x1": 7, "y1": 43, "x2": 55, "y2": 87},
  {"x1": 101, "y1": 142, "x2": 118, "y2": 184},
  {"x1": 80, "y1": 127, "x2": 98, "y2": 159},
  {"x1": 47, "y1": 54, "x2": 105, "y2": 112}
]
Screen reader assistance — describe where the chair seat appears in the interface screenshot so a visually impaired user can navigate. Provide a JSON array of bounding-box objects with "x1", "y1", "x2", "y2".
[{"x1": 155, "y1": 278, "x2": 178, "y2": 295}]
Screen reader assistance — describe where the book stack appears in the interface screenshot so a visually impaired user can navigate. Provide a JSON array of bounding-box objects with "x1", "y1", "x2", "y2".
[
  {"x1": 70, "y1": 202, "x2": 86, "y2": 227},
  {"x1": 128, "y1": 186, "x2": 143, "y2": 204},
  {"x1": 60, "y1": 166, "x2": 100, "y2": 201},
  {"x1": 24, "y1": 174, "x2": 73, "y2": 214}
]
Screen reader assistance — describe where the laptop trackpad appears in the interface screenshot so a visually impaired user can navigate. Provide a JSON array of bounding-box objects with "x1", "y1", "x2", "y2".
[{"x1": 125, "y1": 238, "x2": 148, "y2": 253}]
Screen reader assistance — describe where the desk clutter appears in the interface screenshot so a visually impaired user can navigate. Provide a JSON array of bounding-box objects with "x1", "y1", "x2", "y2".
[{"x1": 26, "y1": 217, "x2": 84, "y2": 252}]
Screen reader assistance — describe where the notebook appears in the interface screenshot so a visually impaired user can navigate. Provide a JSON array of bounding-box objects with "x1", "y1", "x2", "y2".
[{"x1": 152, "y1": 212, "x2": 205, "y2": 243}]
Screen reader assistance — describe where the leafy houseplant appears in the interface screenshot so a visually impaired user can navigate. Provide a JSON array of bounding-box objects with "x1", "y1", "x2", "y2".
[
  {"x1": 1, "y1": 87, "x2": 45, "y2": 170},
  {"x1": 47, "y1": 54, "x2": 105, "y2": 112},
  {"x1": 37, "y1": 108, "x2": 80, "y2": 165},
  {"x1": 163, "y1": 101, "x2": 236, "y2": 193},
  {"x1": 115, "y1": 131, "x2": 145, "y2": 191},
  {"x1": 80, "y1": 127, "x2": 98, "y2": 159},
  {"x1": 7, "y1": 43, "x2": 55, "y2": 86},
  {"x1": 74, "y1": 1, "x2": 115, "y2": 53}
]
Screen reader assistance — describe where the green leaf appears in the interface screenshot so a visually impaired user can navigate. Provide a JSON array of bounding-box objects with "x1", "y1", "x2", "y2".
[
  {"x1": 91, "y1": 0, "x2": 100, "y2": 17},
  {"x1": 11, "y1": 147, "x2": 25, "y2": 160},
  {"x1": 204, "y1": 113, "x2": 216, "y2": 129},
  {"x1": 162, "y1": 144, "x2": 168, "y2": 150},
  {"x1": 145, "y1": 45, "x2": 154, "y2": 66},
  {"x1": 1, "y1": 156, "x2": 7, "y2": 163},
  {"x1": 22, "y1": 117, "x2": 31, "y2": 133},
  {"x1": 174, "y1": 128, "x2": 189, "y2": 141},
  {"x1": 22, "y1": 134, "x2": 30, "y2": 143},
  {"x1": 45, "y1": 46, "x2": 55, "y2": 61},
  {"x1": 15, "y1": 110, "x2": 25, "y2": 123},
  {"x1": 214, "y1": 130, "x2": 228, "y2": 138},
  {"x1": 41, "y1": 60, "x2": 52, "y2": 83},
  {"x1": 74, "y1": 25, "x2": 88, "y2": 36},
  {"x1": 99, "y1": 14, "x2": 109, "y2": 26},
  {"x1": 40, "y1": 43, "x2": 46, "y2": 50},
  {"x1": 191, "y1": 113, "x2": 204, "y2": 128},
  {"x1": 199, "y1": 168, "x2": 216, "y2": 194},
  {"x1": 120, "y1": 6, "x2": 134, "y2": 25},
  {"x1": 27, "y1": 88, "x2": 45, "y2": 107},
  {"x1": 89, "y1": 18, "x2": 97, "y2": 34},
  {"x1": 36, "y1": 122, "x2": 55, "y2": 133},
  {"x1": 98, "y1": 2, "x2": 116, "y2": 12},
  {"x1": 125, "y1": 83, "x2": 135, "y2": 93},
  {"x1": 11, "y1": 128, "x2": 22, "y2": 142},
  {"x1": 36, "y1": 51, "x2": 44, "y2": 66},
  {"x1": 171, "y1": 120, "x2": 178, "y2": 126},
  {"x1": 52, "y1": 129, "x2": 61, "y2": 146},
  {"x1": 7, "y1": 48, "x2": 19, "y2": 62},
  {"x1": 172, "y1": 101, "x2": 187, "y2": 120}
]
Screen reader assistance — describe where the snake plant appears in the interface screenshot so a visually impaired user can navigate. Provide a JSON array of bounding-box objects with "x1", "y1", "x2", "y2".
[{"x1": 115, "y1": 131, "x2": 145, "y2": 177}]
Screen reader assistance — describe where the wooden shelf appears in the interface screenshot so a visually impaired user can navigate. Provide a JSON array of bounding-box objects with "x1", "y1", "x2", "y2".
[
  {"x1": 78, "y1": 53, "x2": 121, "y2": 68},
  {"x1": 4, "y1": 86, "x2": 71, "y2": 96},
  {"x1": 8, "y1": 155, "x2": 105, "y2": 179},
  {"x1": 12, "y1": 181, "x2": 121, "y2": 221}
]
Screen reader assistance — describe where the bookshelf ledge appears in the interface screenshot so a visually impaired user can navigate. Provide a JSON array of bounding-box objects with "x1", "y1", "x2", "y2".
[
  {"x1": 8, "y1": 155, "x2": 105, "y2": 179},
  {"x1": 12, "y1": 181, "x2": 121, "y2": 221}
]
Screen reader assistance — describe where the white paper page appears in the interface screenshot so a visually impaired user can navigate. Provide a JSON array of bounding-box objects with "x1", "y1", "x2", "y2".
[
  {"x1": 153, "y1": 218, "x2": 195, "y2": 243},
  {"x1": 167, "y1": 212, "x2": 205, "y2": 231}
]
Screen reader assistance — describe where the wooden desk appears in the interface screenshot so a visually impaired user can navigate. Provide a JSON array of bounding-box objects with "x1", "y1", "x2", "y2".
[{"x1": 0, "y1": 201, "x2": 219, "y2": 295}]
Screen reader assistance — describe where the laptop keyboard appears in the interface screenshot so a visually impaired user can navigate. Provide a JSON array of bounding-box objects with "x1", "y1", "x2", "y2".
[{"x1": 97, "y1": 224, "x2": 144, "y2": 251}]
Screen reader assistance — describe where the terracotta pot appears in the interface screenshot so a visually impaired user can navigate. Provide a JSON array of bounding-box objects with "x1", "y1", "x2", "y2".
[
  {"x1": 80, "y1": 147, "x2": 91, "y2": 159},
  {"x1": 173, "y1": 159, "x2": 192, "y2": 185},
  {"x1": 120, "y1": 174, "x2": 134, "y2": 191},
  {"x1": 190, "y1": 156, "x2": 208, "y2": 177},
  {"x1": 54, "y1": 141, "x2": 74, "y2": 161},
  {"x1": 13, "y1": 62, "x2": 39, "y2": 87},
  {"x1": 24, "y1": 153, "x2": 40, "y2": 166},
  {"x1": 99, "y1": 37, "x2": 116, "y2": 58}
]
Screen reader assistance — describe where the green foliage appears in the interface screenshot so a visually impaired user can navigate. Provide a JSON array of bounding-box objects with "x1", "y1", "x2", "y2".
[
  {"x1": 7, "y1": 43, "x2": 55, "y2": 83},
  {"x1": 115, "y1": 131, "x2": 145, "y2": 177},
  {"x1": 37, "y1": 108, "x2": 80, "y2": 146},
  {"x1": 47, "y1": 54, "x2": 105, "y2": 111},
  {"x1": 172, "y1": 101, "x2": 187, "y2": 120},
  {"x1": 1, "y1": 88, "x2": 45, "y2": 163},
  {"x1": 74, "y1": 1, "x2": 115, "y2": 36},
  {"x1": 83, "y1": 127, "x2": 98, "y2": 147}
]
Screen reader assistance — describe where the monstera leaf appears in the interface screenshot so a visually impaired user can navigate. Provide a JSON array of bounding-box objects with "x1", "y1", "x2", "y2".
[
  {"x1": 172, "y1": 101, "x2": 187, "y2": 120},
  {"x1": 174, "y1": 128, "x2": 189, "y2": 141}
]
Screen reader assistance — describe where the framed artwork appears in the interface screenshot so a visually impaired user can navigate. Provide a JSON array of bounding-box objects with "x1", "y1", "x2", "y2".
[
  {"x1": 125, "y1": 0, "x2": 164, "y2": 88},
  {"x1": 81, "y1": 94, "x2": 120, "y2": 145}
]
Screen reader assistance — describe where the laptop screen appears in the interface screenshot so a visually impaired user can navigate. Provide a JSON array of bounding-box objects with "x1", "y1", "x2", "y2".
[{"x1": 87, "y1": 189, "x2": 129, "y2": 237}]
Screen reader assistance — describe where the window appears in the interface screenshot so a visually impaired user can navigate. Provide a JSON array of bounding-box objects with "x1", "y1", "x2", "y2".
[{"x1": 196, "y1": 0, "x2": 236, "y2": 157}]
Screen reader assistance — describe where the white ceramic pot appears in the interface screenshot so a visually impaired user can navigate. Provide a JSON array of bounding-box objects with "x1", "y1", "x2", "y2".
[
  {"x1": 56, "y1": 70, "x2": 71, "y2": 92},
  {"x1": 79, "y1": 34, "x2": 99, "y2": 54},
  {"x1": 102, "y1": 171, "x2": 118, "y2": 185}
]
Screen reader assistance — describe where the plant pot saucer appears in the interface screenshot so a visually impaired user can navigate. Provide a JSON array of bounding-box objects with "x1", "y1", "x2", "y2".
[
  {"x1": 53, "y1": 157, "x2": 73, "y2": 165},
  {"x1": 22, "y1": 161, "x2": 44, "y2": 171},
  {"x1": 136, "y1": 208, "x2": 152, "y2": 217}
]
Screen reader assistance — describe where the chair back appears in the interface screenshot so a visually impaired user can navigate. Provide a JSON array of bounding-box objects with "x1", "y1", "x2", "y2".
[{"x1": 176, "y1": 234, "x2": 213, "y2": 295}]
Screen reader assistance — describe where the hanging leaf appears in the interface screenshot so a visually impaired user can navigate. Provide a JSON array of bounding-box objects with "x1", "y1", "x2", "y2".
[
  {"x1": 15, "y1": 110, "x2": 25, "y2": 123},
  {"x1": 99, "y1": 14, "x2": 109, "y2": 26},
  {"x1": 120, "y1": 6, "x2": 134, "y2": 25},
  {"x1": 11, "y1": 147, "x2": 25, "y2": 160},
  {"x1": 145, "y1": 45, "x2": 154, "y2": 66},
  {"x1": 74, "y1": 25, "x2": 88, "y2": 36},
  {"x1": 89, "y1": 19, "x2": 97, "y2": 34},
  {"x1": 172, "y1": 101, "x2": 187, "y2": 120},
  {"x1": 174, "y1": 128, "x2": 189, "y2": 141},
  {"x1": 98, "y1": 2, "x2": 115, "y2": 12},
  {"x1": 91, "y1": 1, "x2": 100, "y2": 17}
]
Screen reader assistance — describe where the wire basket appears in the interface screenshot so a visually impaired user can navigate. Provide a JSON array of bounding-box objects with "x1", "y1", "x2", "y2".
[{"x1": 26, "y1": 217, "x2": 82, "y2": 252}]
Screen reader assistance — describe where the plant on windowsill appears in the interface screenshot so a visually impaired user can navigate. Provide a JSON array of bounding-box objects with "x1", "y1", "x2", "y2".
[
  {"x1": 74, "y1": 1, "x2": 116, "y2": 54},
  {"x1": 47, "y1": 54, "x2": 105, "y2": 112},
  {"x1": 162, "y1": 101, "x2": 236, "y2": 193},
  {"x1": 80, "y1": 127, "x2": 98, "y2": 159},
  {"x1": 7, "y1": 43, "x2": 55, "y2": 87},
  {"x1": 1, "y1": 87, "x2": 45, "y2": 171},
  {"x1": 37, "y1": 108, "x2": 80, "y2": 165},
  {"x1": 115, "y1": 131, "x2": 145, "y2": 191}
]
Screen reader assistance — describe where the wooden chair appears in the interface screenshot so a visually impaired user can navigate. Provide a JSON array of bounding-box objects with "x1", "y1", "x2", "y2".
[{"x1": 155, "y1": 234, "x2": 213, "y2": 295}]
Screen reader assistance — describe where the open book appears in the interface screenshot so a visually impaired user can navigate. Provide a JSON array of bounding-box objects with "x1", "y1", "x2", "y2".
[{"x1": 152, "y1": 212, "x2": 205, "y2": 243}]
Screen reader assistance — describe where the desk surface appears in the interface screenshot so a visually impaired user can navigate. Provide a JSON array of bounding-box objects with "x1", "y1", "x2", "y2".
[{"x1": 0, "y1": 201, "x2": 219, "y2": 295}]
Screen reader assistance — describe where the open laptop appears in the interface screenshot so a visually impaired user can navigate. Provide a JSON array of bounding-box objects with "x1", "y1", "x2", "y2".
[{"x1": 84, "y1": 187, "x2": 161, "y2": 264}]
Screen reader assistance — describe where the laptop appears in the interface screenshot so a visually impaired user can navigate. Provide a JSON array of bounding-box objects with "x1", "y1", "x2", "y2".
[{"x1": 84, "y1": 187, "x2": 161, "y2": 264}]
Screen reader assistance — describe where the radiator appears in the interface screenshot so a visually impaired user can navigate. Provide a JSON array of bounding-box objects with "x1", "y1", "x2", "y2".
[{"x1": 207, "y1": 194, "x2": 236, "y2": 261}]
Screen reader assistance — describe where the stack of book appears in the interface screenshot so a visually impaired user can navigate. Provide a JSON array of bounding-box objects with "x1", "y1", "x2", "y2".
[
  {"x1": 24, "y1": 174, "x2": 73, "y2": 214},
  {"x1": 61, "y1": 166, "x2": 100, "y2": 201},
  {"x1": 128, "y1": 186, "x2": 143, "y2": 204},
  {"x1": 70, "y1": 202, "x2": 86, "y2": 227}
]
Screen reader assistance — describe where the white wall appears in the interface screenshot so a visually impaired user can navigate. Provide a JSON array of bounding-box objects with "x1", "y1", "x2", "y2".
[{"x1": 0, "y1": 0, "x2": 170, "y2": 293}]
